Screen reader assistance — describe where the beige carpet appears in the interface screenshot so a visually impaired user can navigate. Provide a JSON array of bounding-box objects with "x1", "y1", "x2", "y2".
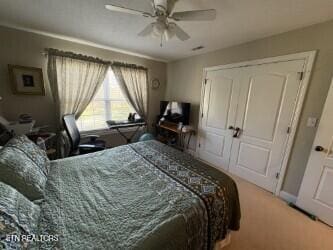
[{"x1": 225, "y1": 176, "x2": 333, "y2": 250}]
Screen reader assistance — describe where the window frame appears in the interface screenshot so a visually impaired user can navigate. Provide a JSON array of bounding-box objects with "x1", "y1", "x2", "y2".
[{"x1": 77, "y1": 70, "x2": 135, "y2": 132}]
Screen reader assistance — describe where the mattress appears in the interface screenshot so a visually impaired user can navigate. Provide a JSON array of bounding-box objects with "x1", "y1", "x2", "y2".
[{"x1": 38, "y1": 140, "x2": 240, "y2": 249}]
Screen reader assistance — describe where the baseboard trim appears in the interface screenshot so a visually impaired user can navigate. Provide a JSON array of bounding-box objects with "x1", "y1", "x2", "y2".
[{"x1": 279, "y1": 191, "x2": 297, "y2": 204}]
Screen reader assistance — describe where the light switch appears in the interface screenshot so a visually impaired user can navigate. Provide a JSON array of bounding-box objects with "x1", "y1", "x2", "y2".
[{"x1": 307, "y1": 117, "x2": 318, "y2": 128}]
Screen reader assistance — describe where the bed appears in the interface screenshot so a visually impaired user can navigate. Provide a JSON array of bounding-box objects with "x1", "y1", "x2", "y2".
[
  {"x1": 0, "y1": 137, "x2": 240, "y2": 250},
  {"x1": 37, "y1": 140, "x2": 240, "y2": 249}
]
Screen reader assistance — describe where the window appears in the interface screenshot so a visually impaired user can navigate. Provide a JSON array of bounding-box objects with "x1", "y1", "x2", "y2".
[{"x1": 77, "y1": 70, "x2": 134, "y2": 131}]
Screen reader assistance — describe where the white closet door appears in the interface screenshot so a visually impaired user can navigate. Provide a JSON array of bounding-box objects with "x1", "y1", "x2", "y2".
[
  {"x1": 198, "y1": 68, "x2": 241, "y2": 170},
  {"x1": 296, "y1": 79, "x2": 333, "y2": 226},
  {"x1": 229, "y1": 60, "x2": 305, "y2": 192}
]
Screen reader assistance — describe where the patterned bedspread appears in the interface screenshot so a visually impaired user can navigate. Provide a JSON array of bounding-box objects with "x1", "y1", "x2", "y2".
[{"x1": 39, "y1": 140, "x2": 240, "y2": 250}]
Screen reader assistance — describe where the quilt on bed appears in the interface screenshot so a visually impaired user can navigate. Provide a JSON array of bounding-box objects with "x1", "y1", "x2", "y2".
[{"x1": 38, "y1": 140, "x2": 240, "y2": 250}]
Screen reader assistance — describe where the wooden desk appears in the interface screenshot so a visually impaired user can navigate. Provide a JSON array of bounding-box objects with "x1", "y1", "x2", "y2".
[
  {"x1": 157, "y1": 122, "x2": 195, "y2": 151},
  {"x1": 159, "y1": 123, "x2": 180, "y2": 133}
]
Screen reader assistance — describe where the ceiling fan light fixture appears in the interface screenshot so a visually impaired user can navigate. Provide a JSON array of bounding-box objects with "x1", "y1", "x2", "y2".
[
  {"x1": 105, "y1": 1, "x2": 217, "y2": 44},
  {"x1": 152, "y1": 21, "x2": 167, "y2": 36},
  {"x1": 164, "y1": 28, "x2": 175, "y2": 41}
]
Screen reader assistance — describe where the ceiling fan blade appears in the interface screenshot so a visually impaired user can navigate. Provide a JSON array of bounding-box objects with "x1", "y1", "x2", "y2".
[
  {"x1": 105, "y1": 4, "x2": 153, "y2": 17},
  {"x1": 169, "y1": 23, "x2": 190, "y2": 41},
  {"x1": 171, "y1": 9, "x2": 216, "y2": 21},
  {"x1": 150, "y1": 0, "x2": 156, "y2": 12},
  {"x1": 167, "y1": 0, "x2": 178, "y2": 14},
  {"x1": 138, "y1": 23, "x2": 155, "y2": 37}
]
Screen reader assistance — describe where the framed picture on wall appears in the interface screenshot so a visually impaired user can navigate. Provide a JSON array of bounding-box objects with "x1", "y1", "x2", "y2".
[{"x1": 8, "y1": 65, "x2": 45, "y2": 95}]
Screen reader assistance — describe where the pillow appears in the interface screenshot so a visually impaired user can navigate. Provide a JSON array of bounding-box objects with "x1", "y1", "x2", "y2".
[
  {"x1": 0, "y1": 181, "x2": 40, "y2": 249},
  {"x1": 6, "y1": 135, "x2": 50, "y2": 176},
  {"x1": 0, "y1": 146, "x2": 48, "y2": 201}
]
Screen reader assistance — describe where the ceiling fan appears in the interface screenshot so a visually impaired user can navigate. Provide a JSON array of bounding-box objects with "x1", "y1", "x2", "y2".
[{"x1": 105, "y1": 0, "x2": 216, "y2": 46}]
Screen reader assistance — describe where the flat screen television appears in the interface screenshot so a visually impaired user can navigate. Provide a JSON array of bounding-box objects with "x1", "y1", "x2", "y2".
[{"x1": 159, "y1": 101, "x2": 191, "y2": 125}]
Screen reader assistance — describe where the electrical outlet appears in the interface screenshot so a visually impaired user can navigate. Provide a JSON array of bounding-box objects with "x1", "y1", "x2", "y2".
[{"x1": 306, "y1": 117, "x2": 318, "y2": 128}]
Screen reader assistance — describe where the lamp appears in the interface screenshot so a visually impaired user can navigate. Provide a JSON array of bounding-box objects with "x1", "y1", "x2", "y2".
[
  {"x1": 152, "y1": 21, "x2": 167, "y2": 38},
  {"x1": 164, "y1": 27, "x2": 175, "y2": 41}
]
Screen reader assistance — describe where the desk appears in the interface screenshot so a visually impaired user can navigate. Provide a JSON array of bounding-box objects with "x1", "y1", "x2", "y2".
[
  {"x1": 107, "y1": 121, "x2": 146, "y2": 144},
  {"x1": 157, "y1": 122, "x2": 195, "y2": 151}
]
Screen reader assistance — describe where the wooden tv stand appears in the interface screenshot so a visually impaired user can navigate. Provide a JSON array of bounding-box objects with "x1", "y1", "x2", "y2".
[{"x1": 156, "y1": 121, "x2": 195, "y2": 151}]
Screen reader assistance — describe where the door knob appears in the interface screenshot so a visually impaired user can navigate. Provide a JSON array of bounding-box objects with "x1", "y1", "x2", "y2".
[
  {"x1": 233, "y1": 127, "x2": 242, "y2": 138},
  {"x1": 315, "y1": 146, "x2": 324, "y2": 152}
]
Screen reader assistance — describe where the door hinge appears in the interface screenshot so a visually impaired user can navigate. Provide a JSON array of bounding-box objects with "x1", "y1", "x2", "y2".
[
  {"x1": 204, "y1": 79, "x2": 208, "y2": 85},
  {"x1": 287, "y1": 127, "x2": 291, "y2": 134},
  {"x1": 198, "y1": 143, "x2": 201, "y2": 148},
  {"x1": 201, "y1": 113, "x2": 204, "y2": 118},
  {"x1": 276, "y1": 172, "x2": 280, "y2": 179},
  {"x1": 298, "y1": 72, "x2": 304, "y2": 81}
]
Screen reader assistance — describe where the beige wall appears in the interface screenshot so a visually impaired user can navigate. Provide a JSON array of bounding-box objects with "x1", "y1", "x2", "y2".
[
  {"x1": 2, "y1": 19, "x2": 333, "y2": 196},
  {"x1": 166, "y1": 20, "x2": 333, "y2": 196},
  {"x1": 0, "y1": 26, "x2": 166, "y2": 146}
]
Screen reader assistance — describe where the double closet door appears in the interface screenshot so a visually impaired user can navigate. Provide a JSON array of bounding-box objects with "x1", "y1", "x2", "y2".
[{"x1": 198, "y1": 59, "x2": 305, "y2": 192}]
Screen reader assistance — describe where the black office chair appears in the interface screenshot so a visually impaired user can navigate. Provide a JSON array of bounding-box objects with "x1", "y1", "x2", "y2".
[
  {"x1": 63, "y1": 114, "x2": 106, "y2": 156},
  {"x1": 0, "y1": 123, "x2": 14, "y2": 146}
]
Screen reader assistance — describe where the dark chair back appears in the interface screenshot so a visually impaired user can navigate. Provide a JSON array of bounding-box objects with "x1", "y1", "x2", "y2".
[
  {"x1": 0, "y1": 123, "x2": 13, "y2": 146},
  {"x1": 63, "y1": 114, "x2": 80, "y2": 152}
]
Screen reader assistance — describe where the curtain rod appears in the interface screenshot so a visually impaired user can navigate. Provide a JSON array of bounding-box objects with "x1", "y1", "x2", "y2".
[
  {"x1": 41, "y1": 49, "x2": 148, "y2": 70},
  {"x1": 111, "y1": 61, "x2": 147, "y2": 71}
]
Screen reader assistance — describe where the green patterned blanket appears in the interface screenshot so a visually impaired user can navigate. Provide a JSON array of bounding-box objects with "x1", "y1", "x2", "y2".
[{"x1": 39, "y1": 141, "x2": 240, "y2": 250}]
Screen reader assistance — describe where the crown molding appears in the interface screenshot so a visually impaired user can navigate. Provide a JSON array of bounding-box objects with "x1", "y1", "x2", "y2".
[{"x1": 0, "y1": 22, "x2": 167, "y2": 63}]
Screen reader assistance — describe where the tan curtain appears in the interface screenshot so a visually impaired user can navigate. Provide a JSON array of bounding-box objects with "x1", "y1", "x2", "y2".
[
  {"x1": 46, "y1": 49, "x2": 109, "y2": 157},
  {"x1": 111, "y1": 63, "x2": 148, "y2": 121}
]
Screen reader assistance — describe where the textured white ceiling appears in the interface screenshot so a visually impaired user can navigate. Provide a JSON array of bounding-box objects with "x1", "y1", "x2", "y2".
[{"x1": 0, "y1": 0, "x2": 333, "y2": 62}]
